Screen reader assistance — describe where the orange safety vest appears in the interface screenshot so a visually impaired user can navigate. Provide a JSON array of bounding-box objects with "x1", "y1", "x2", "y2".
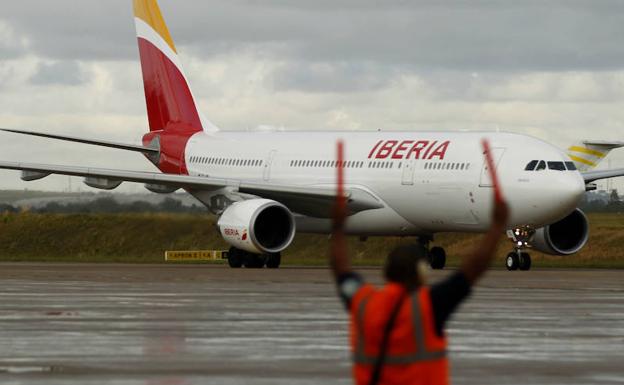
[{"x1": 350, "y1": 283, "x2": 448, "y2": 385}]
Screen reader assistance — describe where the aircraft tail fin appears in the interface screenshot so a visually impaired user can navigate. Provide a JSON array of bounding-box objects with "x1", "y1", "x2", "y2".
[
  {"x1": 566, "y1": 141, "x2": 624, "y2": 171},
  {"x1": 133, "y1": 0, "x2": 218, "y2": 134}
]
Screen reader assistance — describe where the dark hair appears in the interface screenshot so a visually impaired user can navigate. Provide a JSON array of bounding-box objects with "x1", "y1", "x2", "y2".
[{"x1": 384, "y1": 244, "x2": 427, "y2": 289}]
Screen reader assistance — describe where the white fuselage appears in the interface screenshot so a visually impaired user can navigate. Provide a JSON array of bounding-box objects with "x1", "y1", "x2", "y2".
[{"x1": 184, "y1": 131, "x2": 586, "y2": 236}]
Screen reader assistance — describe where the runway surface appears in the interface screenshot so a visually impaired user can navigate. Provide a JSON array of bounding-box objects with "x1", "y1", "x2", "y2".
[{"x1": 0, "y1": 264, "x2": 622, "y2": 385}]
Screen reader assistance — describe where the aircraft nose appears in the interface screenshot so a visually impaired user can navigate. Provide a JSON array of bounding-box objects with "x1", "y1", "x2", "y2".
[
  {"x1": 510, "y1": 171, "x2": 587, "y2": 227},
  {"x1": 557, "y1": 173, "x2": 586, "y2": 210}
]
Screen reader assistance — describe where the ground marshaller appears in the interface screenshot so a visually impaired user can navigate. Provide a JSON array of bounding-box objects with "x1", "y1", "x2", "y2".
[{"x1": 329, "y1": 140, "x2": 509, "y2": 385}]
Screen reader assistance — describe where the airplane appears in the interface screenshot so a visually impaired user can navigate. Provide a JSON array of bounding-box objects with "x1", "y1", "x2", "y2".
[{"x1": 1, "y1": 0, "x2": 624, "y2": 271}]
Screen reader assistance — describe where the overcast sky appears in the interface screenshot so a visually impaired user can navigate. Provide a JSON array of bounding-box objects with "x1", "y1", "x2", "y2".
[{"x1": 1, "y1": 0, "x2": 623, "y2": 192}]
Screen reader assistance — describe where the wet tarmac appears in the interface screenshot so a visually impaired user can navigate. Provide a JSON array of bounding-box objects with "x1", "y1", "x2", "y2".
[{"x1": 0, "y1": 264, "x2": 622, "y2": 385}]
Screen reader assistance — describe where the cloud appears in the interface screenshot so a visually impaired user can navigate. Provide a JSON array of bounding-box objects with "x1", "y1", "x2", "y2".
[
  {"x1": 0, "y1": 1, "x2": 622, "y2": 72},
  {"x1": 30, "y1": 61, "x2": 86, "y2": 86},
  {"x1": 0, "y1": 1, "x2": 623, "y2": 193},
  {"x1": 0, "y1": 20, "x2": 30, "y2": 58},
  {"x1": 271, "y1": 61, "x2": 396, "y2": 93}
]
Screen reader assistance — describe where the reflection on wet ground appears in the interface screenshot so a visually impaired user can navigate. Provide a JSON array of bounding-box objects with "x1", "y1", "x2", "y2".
[{"x1": 0, "y1": 264, "x2": 622, "y2": 384}]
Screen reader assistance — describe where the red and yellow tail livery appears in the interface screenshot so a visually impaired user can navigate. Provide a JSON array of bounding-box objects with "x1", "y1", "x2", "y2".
[{"x1": 133, "y1": 0, "x2": 217, "y2": 135}]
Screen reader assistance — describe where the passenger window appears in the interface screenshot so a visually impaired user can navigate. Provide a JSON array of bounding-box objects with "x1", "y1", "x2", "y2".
[
  {"x1": 548, "y1": 161, "x2": 566, "y2": 171},
  {"x1": 535, "y1": 161, "x2": 546, "y2": 171},
  {"x1": 565, "y1": 161, "x2": 577, "y2": 171}
]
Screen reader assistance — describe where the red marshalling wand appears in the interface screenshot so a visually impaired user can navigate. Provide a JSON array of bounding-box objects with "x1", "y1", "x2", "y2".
[
  {"x1": 481, "y1": 139, "x2": 504, "y2": 203},
  {"x1": 336, "y1": 140, "x2": 346, "y2": 211}
]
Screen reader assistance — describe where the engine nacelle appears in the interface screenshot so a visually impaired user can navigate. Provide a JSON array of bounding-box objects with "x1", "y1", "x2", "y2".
[
  {"x1": 532, "y1": 209, "x2": 589, "y2": 255},
  {"x1": 217, "y1": 199, "x2": 296, "y2": 254}
]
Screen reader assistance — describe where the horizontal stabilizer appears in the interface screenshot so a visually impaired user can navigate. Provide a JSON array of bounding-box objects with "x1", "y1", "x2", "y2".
[
  {"x1": 0, "y1": 128, "x2": 159, "y2": 154},
  {"x1": 582, "y1": 168, "x2": 624, "y2": 183}
]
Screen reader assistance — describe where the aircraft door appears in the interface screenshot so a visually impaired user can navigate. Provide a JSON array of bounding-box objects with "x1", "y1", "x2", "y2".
[
  {"x1": 263, "y1": 150, "x2": 277, "y2": 181},
  {"x1": 401, "y1": 160, "x2": 415, "y2": 185},
  {"x1": 479, "y1": 147, "x2": 506, "y2": 187}
]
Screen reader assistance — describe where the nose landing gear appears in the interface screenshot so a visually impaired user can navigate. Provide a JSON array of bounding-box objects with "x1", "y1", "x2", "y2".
[
  {"x1": 506, "y1": 227, "x2": 534, "y2": 271},
  {"x1": 506, "y1": 251, "x2": 531, "y2": 271}
]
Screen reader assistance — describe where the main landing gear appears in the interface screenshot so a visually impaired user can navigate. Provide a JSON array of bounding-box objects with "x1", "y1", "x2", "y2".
[
  {"x1": 419, "y1": 237, "x2": 446, "y2": 270},
  {"x1": 505, "y1": 227, "x2": 534, "y2": 271},
  {"x1": 227, "y1": 247, "x2": 281, "y2": 269}
]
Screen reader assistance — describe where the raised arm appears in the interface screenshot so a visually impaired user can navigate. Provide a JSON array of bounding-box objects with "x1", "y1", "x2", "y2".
[
  {"x1": 329, "y1": 141, "x2": 352, "y2": 280},
  {"x1": 460, "y1": 199, "x2": 509, "y2": 285},
  {"x1": 461, "y1": 139, "x2": 510, "y2": 284}
]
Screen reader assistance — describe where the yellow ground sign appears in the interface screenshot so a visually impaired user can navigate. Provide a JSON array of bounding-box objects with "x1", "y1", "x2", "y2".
[{"x1": 165, "y1": 250, "x2": 228, "y2": 262}]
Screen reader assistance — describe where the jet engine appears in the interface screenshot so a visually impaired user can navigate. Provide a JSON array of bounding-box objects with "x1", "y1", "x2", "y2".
[
  {"x1": 217, "y1": 199, "x2": 296, "y2": 254},
  {"x1": 532, "y1": 208, "x2": 589, "y2": 255}
]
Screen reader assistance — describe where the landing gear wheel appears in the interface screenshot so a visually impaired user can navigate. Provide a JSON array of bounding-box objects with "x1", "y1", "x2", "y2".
[
  {"x1": 244, "y1": 253, "x2": 266, "y2": 268},
  {"x1": 429, "y1": 247, "x2": 446, "y2": 270},
  {"x1": 266, "y1": 253, "x2": 281, "y2": 269},
  {"x1": 519, "y1": 253, "x2": 532, "y2": 271},
  {"x1": 506, "y1": 252, "x2": 519, "y2": 271},
  {"x1": 228, "y1": 247, "x2": 243, "y2": 268}
]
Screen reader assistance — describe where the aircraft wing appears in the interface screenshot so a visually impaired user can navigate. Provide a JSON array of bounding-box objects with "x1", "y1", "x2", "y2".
[
  {"x1": 0, "y1": 161, "x2": 383, "y2": 217},
  {"x1": 582, "y1": 168, "x2": 624, "y2": 183}
]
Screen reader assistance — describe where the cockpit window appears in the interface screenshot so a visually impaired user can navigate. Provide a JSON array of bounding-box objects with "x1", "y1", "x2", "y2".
[
  {"x1": 565, "y1": 161, "x2": 577, "y2": 171},
  {"x1": 527, "y1": 160, "x2": 576, "y2": 172},
  {"x1": 525, "y1": 160, "x2": 539, "y2": 171},
  {"x1": 548, "y1": 161, "x2": 566, "y2": 171}
]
